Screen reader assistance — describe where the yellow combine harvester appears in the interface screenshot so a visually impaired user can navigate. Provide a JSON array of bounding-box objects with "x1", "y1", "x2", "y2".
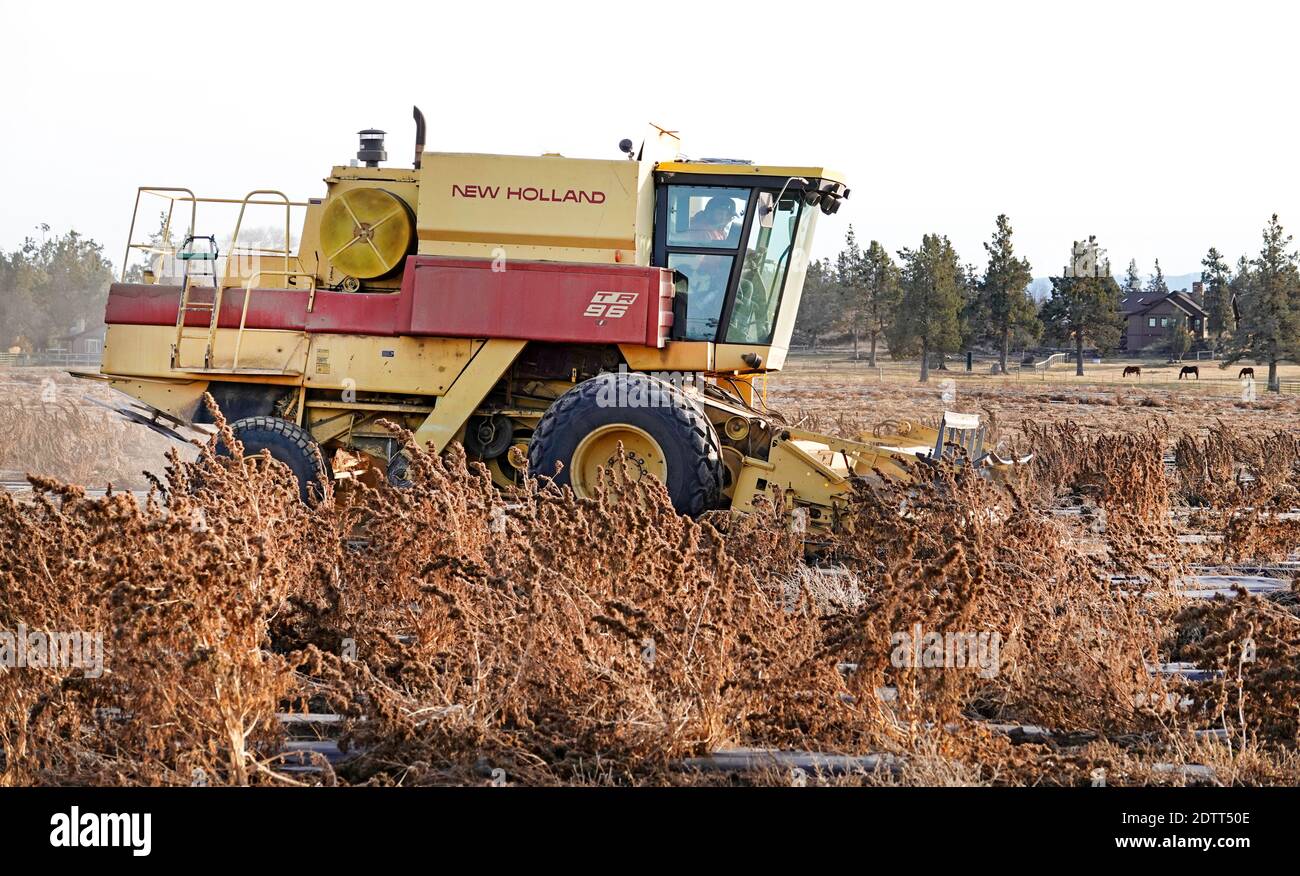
[{"x1": 86, "y1": 109, "x2": 1012, "y2": 530}]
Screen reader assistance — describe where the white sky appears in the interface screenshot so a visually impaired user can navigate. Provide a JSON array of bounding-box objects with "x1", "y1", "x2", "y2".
[{"x1": 1, "y1": 0, "x2": 1295, "y2": 280}]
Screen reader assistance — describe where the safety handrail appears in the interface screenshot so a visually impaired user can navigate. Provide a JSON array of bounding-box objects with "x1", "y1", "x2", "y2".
[
  {"x1": 227, "y1": 190, "x2": 302, "y2": 278},
  {"x1": 121, "y1": 187, "x2": 197, "y2": 282},
  {"x1": 230, "y1": 270, "x2": 318, "y2": 371},
  {"x1": 121, "y1": 186, "x2": 309, "y2": 283}
]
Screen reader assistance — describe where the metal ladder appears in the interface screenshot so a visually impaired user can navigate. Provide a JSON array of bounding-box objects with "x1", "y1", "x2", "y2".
[{"x1": 170, "y1": 235, "x2": 222, "y2": 370}]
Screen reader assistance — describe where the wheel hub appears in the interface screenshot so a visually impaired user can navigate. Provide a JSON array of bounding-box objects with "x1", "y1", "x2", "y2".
[{"x1": 570, "y1": 424, "x2": 666, "y2": 498}]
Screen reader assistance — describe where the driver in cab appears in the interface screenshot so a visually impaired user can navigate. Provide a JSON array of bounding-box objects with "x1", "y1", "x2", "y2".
[{"x1": 681, "y1": 197, "x2": 740, "y2": 244}]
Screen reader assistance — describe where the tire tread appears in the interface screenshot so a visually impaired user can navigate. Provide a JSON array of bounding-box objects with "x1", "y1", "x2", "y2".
[{"x1": 528, "y1": 372, "x2": 723, "y2": 516}]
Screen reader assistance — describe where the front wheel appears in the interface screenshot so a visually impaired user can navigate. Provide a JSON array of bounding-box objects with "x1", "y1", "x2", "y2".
[
  {"x1": 528, "y1": 372, "x2": 723, "y2": 516},
  {"x1": 220, "y1": 416, "x2": 330, "y2": 503}
]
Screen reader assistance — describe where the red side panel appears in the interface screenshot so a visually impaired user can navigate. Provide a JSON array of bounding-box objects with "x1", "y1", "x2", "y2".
[
  {"x1": 404, "y1": 257, "x2": 673, "y2": 347},
  {"x1": 104, "y1": 257, "x2": 675, "y2": 348},
  {"x1": 105, "y1": 283, "x2": 310, "y2": 331},
  {"x1": 305, "y1": 288, "x2": 408, "y2": 335}
]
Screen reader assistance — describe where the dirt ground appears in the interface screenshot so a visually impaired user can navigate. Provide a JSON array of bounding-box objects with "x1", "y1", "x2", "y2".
[
  {"x1": 765, "y1": 352, "x2": 1300, "y2": 455},
  {"x1": 3, "y1": 355, "x2": 1300, "y2": 489}
]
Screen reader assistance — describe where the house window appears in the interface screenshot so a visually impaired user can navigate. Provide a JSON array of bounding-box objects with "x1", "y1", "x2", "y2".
[
  {"x1": 1148, "y1": 317, "x2": 1156, "y2": 328},
  {"x1": 1160, "y1": 317, "x2": 1169, "y2": 327}
]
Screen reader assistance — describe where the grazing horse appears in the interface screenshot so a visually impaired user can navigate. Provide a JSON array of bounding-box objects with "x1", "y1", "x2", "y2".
[
  {"x1": 1123, "y1": 366, "x2": 1141, "y2": 378},
  {"x1": 1238, "y1": 367, "x2": 1255, "y2": 380},
  {"x1": 1179, "y1": 365, "x2": 1199, "y2": 380}
]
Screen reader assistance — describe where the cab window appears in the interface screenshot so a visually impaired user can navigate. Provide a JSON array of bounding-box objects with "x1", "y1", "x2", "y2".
[
  {"x1": 666, "y1": 186, "x2": 747, "y2": 248},
  {"x1": 725, "y1": 190, "x2": 803, "y2": 344},
  {"x1": 668, "y1": 252, "x2": 733, "y2": 340},
  {"x1": 662, "y1": 184, "x2": 751, "y2": 340}
]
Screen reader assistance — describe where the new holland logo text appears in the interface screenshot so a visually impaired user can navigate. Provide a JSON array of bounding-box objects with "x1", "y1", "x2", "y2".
[
  {"x1": 451, "y1": 184, "x2": 606, "y2": 204},
  {"x1": 585, "y1": 291, "x2": 638, "y2": 319}
]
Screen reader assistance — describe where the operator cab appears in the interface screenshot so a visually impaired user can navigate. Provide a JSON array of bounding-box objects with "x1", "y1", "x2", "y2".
[{"x1": 652, "y1": 164, "x2": 848, "y2": 349}]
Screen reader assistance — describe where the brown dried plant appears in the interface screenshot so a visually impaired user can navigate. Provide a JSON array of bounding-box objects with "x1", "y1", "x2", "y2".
[{"x1": 0, "y1": 398, "x2": 1297, "y2": 786}]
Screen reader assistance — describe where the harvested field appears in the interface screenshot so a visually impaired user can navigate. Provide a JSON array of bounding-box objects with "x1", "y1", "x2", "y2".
[
  {"x1": 0, "y1": 368, "x2": 188, "y2": 490},
  {"x1": 0, "y1": 357, "x2": 1298, "y2": 786},
  {"x1": 768, "y1": 353, "x2": 1300, "y2": 451}
]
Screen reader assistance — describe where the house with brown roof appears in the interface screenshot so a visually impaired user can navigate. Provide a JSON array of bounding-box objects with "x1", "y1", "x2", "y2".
[
  {"x1": 1119, "y1": 282, "x2": 1208, "y2": 353},
  {"x1": 49, "y1": 319, "x2": 106, "y2": 358}
]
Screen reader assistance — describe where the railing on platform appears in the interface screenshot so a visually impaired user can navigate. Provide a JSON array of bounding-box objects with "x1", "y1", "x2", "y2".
[{"x1": 120, "y1": 186, "x2": 309, "y2": 286}]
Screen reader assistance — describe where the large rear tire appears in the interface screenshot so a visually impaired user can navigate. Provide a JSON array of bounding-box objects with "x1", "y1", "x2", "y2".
[
  {"x1": 528, "y1": 372, "x2": 723, "y2": 516},
  {"x1": 220, "y1": 416, "x2": 330, "y2": 503}
]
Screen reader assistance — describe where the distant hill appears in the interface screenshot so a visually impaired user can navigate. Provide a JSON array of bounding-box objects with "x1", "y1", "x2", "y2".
[{"x1": 1028, "y1": 272, "x2": 1200, "y2": 301}]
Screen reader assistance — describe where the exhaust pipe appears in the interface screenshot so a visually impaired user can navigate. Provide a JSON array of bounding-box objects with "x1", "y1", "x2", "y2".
[{"x1": 413, "y1": 105, "x2": 426, "y2": 170}]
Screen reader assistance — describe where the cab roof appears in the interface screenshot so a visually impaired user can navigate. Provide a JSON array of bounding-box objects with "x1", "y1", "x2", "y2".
[{"x1": 655, "y1": 160, "x2": 846, "y2": 186}]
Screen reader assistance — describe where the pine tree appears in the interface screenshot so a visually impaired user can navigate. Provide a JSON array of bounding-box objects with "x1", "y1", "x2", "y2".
[
  {"x1": 833, "y1": 227, "x2": 901, "y2": 365},
  {"x1": 1038, "y1": 238, "x2": 1124, "y2": 376},
  {"x1": 958, "y1": 262, "x2": 980, "y2": 355},
  {"x1": 834, "y1": 227, "x2": 865, "y2": 359},
  {"x1": 1200, "y1": 246, "x2": 1233, "y2": 340},
  {"x1": 792, "y1": 258, "x2": 839, "y2": 349},
  {"x1": 1224, "y1": 214, "x2": 1300, "y2": 390},
  {"x1": 848, "y1": 239, "x2": 900, "y2": 367},
  {"x1": 894, "y1": 234, "x2": 963, "y2": 382},
  {"x1": 1121, "y1": 259, "x2": 1143, "y2": 297},
  {"x1": 976, "y1": 214, "x2": 1038, "y2": 373},
  {"x1": 1145, "y1": 259, "x2": 1169, "y2": 297},
  {"x1": 1229, "y1": 256, "x2": 1251, "y2": 332}
]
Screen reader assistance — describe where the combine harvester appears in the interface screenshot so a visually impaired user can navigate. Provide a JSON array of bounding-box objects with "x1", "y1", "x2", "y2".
[{"x1": 82, "y1": 110, "x2": 1016, "y2": 531}]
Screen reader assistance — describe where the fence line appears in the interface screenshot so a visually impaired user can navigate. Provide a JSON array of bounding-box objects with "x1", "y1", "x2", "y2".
[
  {"x1": 0, "y1": 352, "x2": 102, "y2": 368},
  {"x1": 821, "y1": 363, "x2": 1290, "y2": 397}
]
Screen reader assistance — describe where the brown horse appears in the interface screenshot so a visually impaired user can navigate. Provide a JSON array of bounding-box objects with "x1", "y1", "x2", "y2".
[
  {"x1": 1123, "y1": 366, "x2": 1141, "y2": 377},
  {"x1": 1239, "y1": 367, "x2": 1255, "y2": 380},
  {"x1": 1179, "y1": 365, "x2": 1199, "y2": 380}
]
